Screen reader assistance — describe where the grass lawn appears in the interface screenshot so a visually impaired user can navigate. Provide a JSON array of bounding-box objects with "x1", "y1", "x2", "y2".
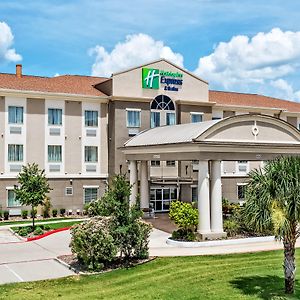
[
  {"x1": 1, "y1": 250, "x2": 300, "y2": 300},
  {"x1": 11, "y1": 220, "x2": 84, "y2": 232},
  {"x1": 0, "y1": 217, "x2": 74, "y2": 226}
]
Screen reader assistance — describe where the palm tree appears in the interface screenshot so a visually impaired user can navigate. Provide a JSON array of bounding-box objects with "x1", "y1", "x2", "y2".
[{"x1": 243, "y1": 156, "x2": 300, "y2": 294}]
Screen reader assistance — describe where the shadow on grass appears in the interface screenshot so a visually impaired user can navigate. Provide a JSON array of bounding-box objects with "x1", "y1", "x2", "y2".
[{"x1": 230, "y1": 275, "x2": 299, "y2": 299}]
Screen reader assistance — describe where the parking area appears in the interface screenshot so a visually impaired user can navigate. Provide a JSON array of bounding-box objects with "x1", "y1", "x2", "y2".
[{"x1": 0, "y1": 259, "x2": 74, "y2": 284}]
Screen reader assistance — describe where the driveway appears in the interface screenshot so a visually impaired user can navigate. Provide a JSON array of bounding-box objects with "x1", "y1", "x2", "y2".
[{"x1": 0, "y1": 229, "x2": 74, "y2": 284}]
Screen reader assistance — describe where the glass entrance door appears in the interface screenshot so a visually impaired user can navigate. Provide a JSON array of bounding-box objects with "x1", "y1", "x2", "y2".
[{"x1": 150, "y1": 187, "x2": 177, "y2": 212}]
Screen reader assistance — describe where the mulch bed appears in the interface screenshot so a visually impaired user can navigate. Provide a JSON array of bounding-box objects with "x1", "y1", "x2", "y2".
[{"x1": 58, "y1": 254, "x2": 155, "y2": 274}]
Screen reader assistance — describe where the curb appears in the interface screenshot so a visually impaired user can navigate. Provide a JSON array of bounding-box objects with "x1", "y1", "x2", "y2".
[
  {"x1": 27, "y1": 227, "x2": 70, "y2": 242},
  {"x1": 166, "y1": 235, "x2": 277, "y2": 248}
]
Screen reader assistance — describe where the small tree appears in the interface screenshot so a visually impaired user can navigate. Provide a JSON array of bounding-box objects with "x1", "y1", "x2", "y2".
[{"x1": 14, "y1": 163, "x2": 51, "y2": 228}]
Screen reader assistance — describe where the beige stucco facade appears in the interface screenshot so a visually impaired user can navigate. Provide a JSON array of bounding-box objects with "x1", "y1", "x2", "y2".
[{"x1": 1, "y1": 59, "x2": 300, "y2": 216}]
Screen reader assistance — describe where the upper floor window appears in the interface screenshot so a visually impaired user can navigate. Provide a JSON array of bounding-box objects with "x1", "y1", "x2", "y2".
[
  {"x1": 48, "y1": 108, "x2": 62, "y2": 125},
  {"x1": 48, "y1": 145, "x2": 62, "y2": 162},
  {"x1": 237, "y1": 160, "x2": 248, "y2": 173},
  {"x1": 150, "y1": 95, "x2": 175, "y2": 128},
  {"x1": 8, "y1": 106, "x2": 23, "y2": 124},
  {"x1": 126, "y1": 109, "x2": 141, "y2": 128},
  {"x1": 8, "y1": 144, "x2": 23, "y2": 162},
  {"x1": 166, "y1": 112, "x2": 176, "y2": 125},
  {"x1": 85, "y1": 146, "x2": 98, "y2": 162},
  {"x1": 190, "y1": 112, "x2": 203, "y2": 123},
  {"x1": 85, "y1": 110, "x2": 98, "y2": 127}
]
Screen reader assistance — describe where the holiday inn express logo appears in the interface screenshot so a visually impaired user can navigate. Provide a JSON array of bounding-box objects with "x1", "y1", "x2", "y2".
[
  {"x1": 142, "y1": 67, "x2": 183, "y2": 91},
  {"x1": 142, "y1": 68, "x2": 160, "y2": 89}
]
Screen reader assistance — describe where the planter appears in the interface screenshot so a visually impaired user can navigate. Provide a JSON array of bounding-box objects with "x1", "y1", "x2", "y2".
[{"x1": 166, "y1": 235, "x2": 276, "y2": 248}]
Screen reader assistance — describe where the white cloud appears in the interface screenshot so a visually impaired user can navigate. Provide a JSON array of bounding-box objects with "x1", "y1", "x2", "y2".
[
  {"x1": 0, "y1": 22, "x2": 22, "y2": 63},
  {"x1": 194, "y1": 28, "x2": 300, "y2": 100},
  {"x1": 89, "y1": 33, "x2": 183, "y2": 77},
  {"x1": 270, "y1": 79, "x2": 300, "y2": 102}
]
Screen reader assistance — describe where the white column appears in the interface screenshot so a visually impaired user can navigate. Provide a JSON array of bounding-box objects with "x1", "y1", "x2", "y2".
[
  {"x1": 197, "y1": 160, "x2": 211, "y2": 234},
  {"x1": 140, "y1": 161, "x2": 149, "y2": 209},
  {"x1": 210, "y1": 160, "x2": 224, "y2": 233},
  {"x1": 129, "y1": 160, "x2": 138, "y2": 205}
]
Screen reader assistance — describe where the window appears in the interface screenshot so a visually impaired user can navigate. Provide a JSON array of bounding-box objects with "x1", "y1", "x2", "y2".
[
  {"x1": 7, "y1": 189, "x2": 21, "y2": 207},
  {"x1": 166, "y1": 112, "x2": 176, "y2": 125},
  {"x1": 166, "y1": 160, "x2": 176, "y2": 167},
  {"x1": 237, "y1": 160, "x2": 248, "y2": 173},
  {"x1": 8, "y1": 106, "x2": 23, "y2": 124},
  {"x1": 126, "y1": 109, "x2": 141, "y2": 128},
  {"x1": 237, "y1": 184, "x2": 246, "y2": 201},
  {"x1": 151, "y1": 95, "x2": 175, "y2": 110},
  {"x1": 48, "y1": 108, "x2": 62, "y2": 125},
  {"x1": 190, "y1": 113, "x2": 203, "y2": 123},
  {"x1": 85, "y1": 146, "x2": 98, "y2": 162},
  {"x1": 150, "y1": 111, "x2": 160, "y2": 128},
  {"x1": 151, "y1": 160, "x2": 160, "y2": 167},
  {"x1": 65, "y1": 187, "x2": 73, "y2": 196},
  {"x1": 48, "y1": 145, "x2": 62, "y2": 162},
  {"x1": 8, "y1": 144, "x2": 23, "y2": 161},
  {"x1": 85, "y1": 110, "x2": 98, "y2": 127},
  {"x1": 150, "y1": 95, "x2": 175, "y2": 128},
  {"x1": 84, "y1": 187, "x2": 98, "y2": 203},
  {"x1": 192, "y1": 186, "x2": 198, "y2": 202},
  {"x1": 212, "y1": 117, "x2": 221, "y2": 120}
]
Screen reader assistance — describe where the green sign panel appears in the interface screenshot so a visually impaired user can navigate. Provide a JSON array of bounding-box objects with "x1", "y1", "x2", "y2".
[
  {"x1": 142, "y1": 67, "x2": 183, "y2": 91},
  {"x1": 142, "y1": 68, "x2": 160, "y2": 89}
]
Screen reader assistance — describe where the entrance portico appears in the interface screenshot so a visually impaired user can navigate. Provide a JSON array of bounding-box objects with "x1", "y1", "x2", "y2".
[{"x1": 123, "y1": 114, "x2": 300, "y2": 239}]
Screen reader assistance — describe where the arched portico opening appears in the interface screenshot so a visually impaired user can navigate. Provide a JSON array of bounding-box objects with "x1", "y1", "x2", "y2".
[{"x1": 122, "y1": 114, "x2": 300, "y2": 240}]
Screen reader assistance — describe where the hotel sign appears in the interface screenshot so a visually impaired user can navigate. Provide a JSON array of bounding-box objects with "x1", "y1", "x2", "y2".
[{"x1": 142, "y1": 68, "x2": 183, "y2": 91}]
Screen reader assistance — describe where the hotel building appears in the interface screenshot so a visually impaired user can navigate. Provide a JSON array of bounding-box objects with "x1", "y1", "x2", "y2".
[{"x1": 1, "y1": 59, "x2": 300, "y2": 219}]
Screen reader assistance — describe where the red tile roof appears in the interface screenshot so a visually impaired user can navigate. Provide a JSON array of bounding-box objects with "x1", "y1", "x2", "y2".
[
  {"x1": 0, "y1": 73, "x2": 108, "y2": 96},
  {"x1": 1, "y1": 72, "x2": 300, "y2": 113},
  {"x1": 209, "y1": 90, "x2": 300, "y2": 113}
]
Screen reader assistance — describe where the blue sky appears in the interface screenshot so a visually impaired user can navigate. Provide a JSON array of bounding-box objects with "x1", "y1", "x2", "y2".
[{"x1": 1, "y1": 0, "x2": 300, "y2": 100}]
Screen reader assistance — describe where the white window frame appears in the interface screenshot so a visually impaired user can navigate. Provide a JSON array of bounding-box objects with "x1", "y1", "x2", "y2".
[
  {"x1": 6, "y1": 186, "x2": 21, "y2": 208},
  {"x1": 190, "y1": 112, "x2": 204, "y2": 123},
  {"x1": 48, "y1": 108, "x2": 63, "y2": 126},
  {"x1": 83, "y1": 185, "x2": 99, "y2": 204},
  {"x1": 237, "y1": 183, "x2": 247, "y2": 203},
  {"x1": 65, "y1": 187, "x2": 73, "y2": 196},
  {"x1": 126, "y1": 108, "x2": 141, "y2": 128}
]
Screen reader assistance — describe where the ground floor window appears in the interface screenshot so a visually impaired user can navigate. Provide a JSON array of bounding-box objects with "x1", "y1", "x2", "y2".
[
  {"x1": 151, "y1": 160, "x2": 160, "y2": 167},
  {"x1": 237, "y1": 183, "x2": 246, "y2": 201},
  {"x1": 191, "y1": 186, "x2": 198, "y2": 202},
  {"x1": 7, "y1": 189, "x2": 21, "y2": 207},
  {"x1": 150, "y1": 187, "x2": 177, "y2": 212},
  {"x1": 84, "y1": 187, "x2": 98, "y2": 204},
  {"x1": 166, "y1": 160, "x2": 176, "y2": 167}
]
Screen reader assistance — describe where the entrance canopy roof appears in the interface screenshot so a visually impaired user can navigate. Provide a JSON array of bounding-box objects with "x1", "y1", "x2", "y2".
[{"x1": 122, "y1": 114, "x2": 300, "y2": 161}]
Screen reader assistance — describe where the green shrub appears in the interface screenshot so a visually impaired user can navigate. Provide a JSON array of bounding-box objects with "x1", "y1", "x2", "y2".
[
  {"x1": 3, "y1": 210, "x2": 9, "y2": 220},
  {"x1": 30, "y1": 208, "x2": 37, "y2": 219},
  {"x1": 21, "y1": 210, "x2": 28, "y2": 219},
  {"x1": 169, "y1": 201, "x2": 198, "y2": 241},
  {"x1": 33, "y1": 227, "x2": 44, "y2": 236},
  {"x1": 223, "y1": 219, "x2": 240, "y2": 237},
  {"x1": 71, "y1": 217, "x2": 118, "y2": 271},
  {"x1": 18, "y1": 227, "x2": 30, "y2": 237},
  {"x1": 44, "y1": 224, "x2": 51, "y2": 231},
  {"x1": 52, "y1": 209, "x2": 58, "y2": 217},
  {"x1": 171, "y1": 228, "x2": 196, "y2": 241},
  {"x1": 0, "y1": 210, "x2": 3, "y2": 218},
  {"x1": 42, "y1": 197, "x2": 51, "y2": 218},
  {"x1": 60, "y1": 208, "x2": 66, "y2": 216}
]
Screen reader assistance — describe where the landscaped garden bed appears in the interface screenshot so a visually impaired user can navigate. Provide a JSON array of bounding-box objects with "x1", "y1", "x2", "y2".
[
  {"x1": 58, "y1": 254, "x2": 155, "y2": 274},
  {"x1": 12, "y1": 220, "x2": 84, "y2": 238}
]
